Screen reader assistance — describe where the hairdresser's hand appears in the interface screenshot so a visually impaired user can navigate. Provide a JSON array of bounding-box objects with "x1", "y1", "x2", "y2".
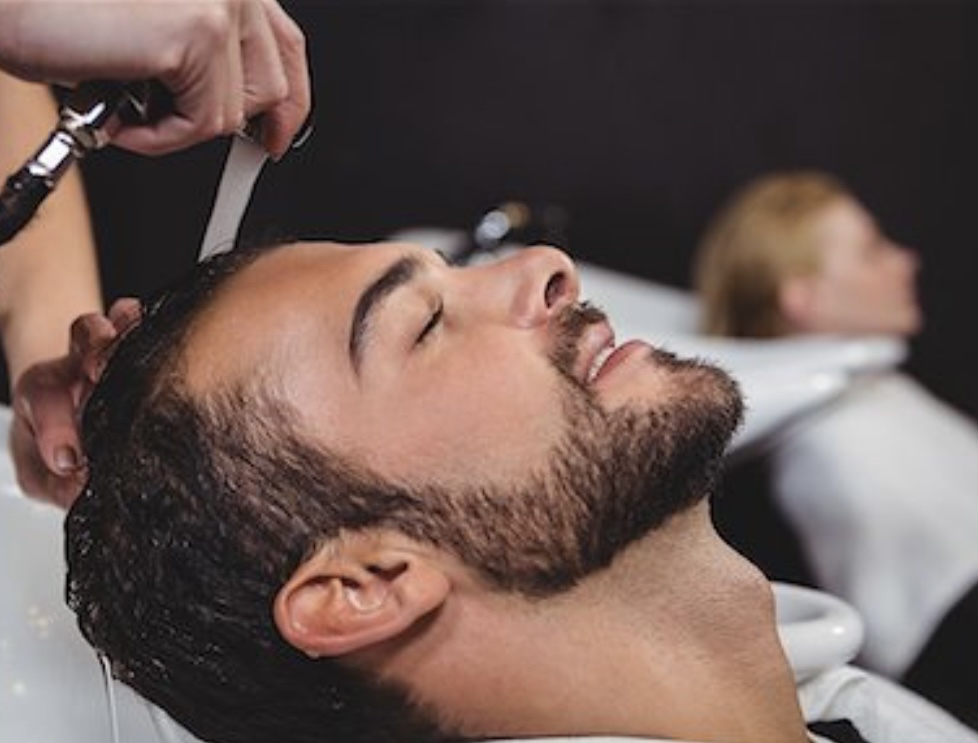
[
  {"x1": 0, "y1": 0, "x2": 310, "y2": 158},
  {"x1": 9, "y1": 299, "x2": 140, "y2": 508}
]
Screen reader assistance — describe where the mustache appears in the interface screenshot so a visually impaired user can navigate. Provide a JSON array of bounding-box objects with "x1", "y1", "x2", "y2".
[{"x1": 549, "y1": 301, "x2": 608, "y2": 376}]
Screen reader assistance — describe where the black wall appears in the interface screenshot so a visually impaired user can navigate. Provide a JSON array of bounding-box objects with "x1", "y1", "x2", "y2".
[{"x1": 79, "y1": 0, "x2": 978, "y2": 416}]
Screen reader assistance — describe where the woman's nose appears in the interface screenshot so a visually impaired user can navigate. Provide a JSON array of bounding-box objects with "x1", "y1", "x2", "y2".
[{"x1": 482, "y1": 246, "x2": 580, "y2": 327}]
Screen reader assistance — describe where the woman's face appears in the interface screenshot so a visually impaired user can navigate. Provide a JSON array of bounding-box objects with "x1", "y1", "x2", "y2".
[{"x1": 790, "y1": 196, "x2": 922, "y2": 336}]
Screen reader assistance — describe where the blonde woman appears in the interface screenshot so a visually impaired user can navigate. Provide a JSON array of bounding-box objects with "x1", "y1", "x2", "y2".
[
  {"x1": 696, "y1": 171, "x2": 920, "y2": 340},
  {"x1": 695, "y1": 171, "x2": 977, "y2": 730}
]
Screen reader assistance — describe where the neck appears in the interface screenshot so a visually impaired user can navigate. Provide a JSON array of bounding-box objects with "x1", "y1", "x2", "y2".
[{"x1": 377, "y1": 504, "x2": 809, "y2": 743}]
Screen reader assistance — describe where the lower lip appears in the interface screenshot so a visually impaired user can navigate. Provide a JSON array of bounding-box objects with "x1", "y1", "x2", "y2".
[{"x1": 591, "y1": 340, "x2": 651, "y2": 384}]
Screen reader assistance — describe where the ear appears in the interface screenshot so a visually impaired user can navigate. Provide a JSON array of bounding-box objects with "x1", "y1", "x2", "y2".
[
  {"x1": 778, "y1": 275, "x2": 821, "y2": 332},
  {"x1": 273, "y1": 532, "x2": 450, "y2": 659}
]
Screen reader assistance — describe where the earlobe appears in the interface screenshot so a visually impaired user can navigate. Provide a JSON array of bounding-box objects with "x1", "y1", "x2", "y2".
[{"x1": 273, "y1": 536, "x2": 450, "y2": 659}]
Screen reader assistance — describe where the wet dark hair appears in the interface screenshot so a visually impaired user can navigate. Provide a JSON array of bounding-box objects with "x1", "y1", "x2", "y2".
[{"x1": 65, "y1": 246, "x2": 446, "y2": 743}]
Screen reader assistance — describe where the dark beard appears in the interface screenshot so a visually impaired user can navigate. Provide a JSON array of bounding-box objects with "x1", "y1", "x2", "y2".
[{"x1": 387, "y1": 304, "x2": 744, "y2": 596}]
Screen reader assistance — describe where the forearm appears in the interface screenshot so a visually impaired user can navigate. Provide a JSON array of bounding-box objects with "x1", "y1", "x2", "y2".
[{"x1": 0, "y1": 71, "x2": 101, "y2": 387}]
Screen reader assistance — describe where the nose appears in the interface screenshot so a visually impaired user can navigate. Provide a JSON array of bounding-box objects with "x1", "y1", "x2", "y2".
[{"x1": 472, "y1": 246, "x2": 580, "y2": 328}]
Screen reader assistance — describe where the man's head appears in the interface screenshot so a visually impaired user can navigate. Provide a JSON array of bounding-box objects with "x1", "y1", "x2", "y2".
[
  {"x1": 694, "y1": 170, "x2": 921, "y2": 338},
  {"x1": 67, "y1": 241, "x2": 742, "y2": 743}
]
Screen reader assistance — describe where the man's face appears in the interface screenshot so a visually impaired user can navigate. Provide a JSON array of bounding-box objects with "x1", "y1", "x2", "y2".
[
  {"x1": 803, "y1": 197, "x2": 922, "y2": 336},
  {"x1": 184, "y1": 242, "x2": 742, "y2": 592}
]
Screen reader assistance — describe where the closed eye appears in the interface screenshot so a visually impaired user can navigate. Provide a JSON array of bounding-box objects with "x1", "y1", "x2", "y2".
[{"x1": 416, "y1": 302, "x2": 444, "y2": 344}]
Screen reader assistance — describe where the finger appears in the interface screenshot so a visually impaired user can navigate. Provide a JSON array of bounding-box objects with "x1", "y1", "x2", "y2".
[
  {"x1": 69, "y1": 312, "x2": 116, "y2": 358},
  {"x1": 111, "y1": 67, "x2": 241, "y2": 155},
  {"x1": 110, "y1": 118, "x2": 202, "y2": 156},
  {"x1": 18, "y1": 379, "x2": 86, "y2": 477},
  {"x1": 47, "y1": 473, "x2": 87, "y2": 510},
  {"x1": 70, "y1": 312, "x2": 119, "y2": 384},
  {"x1": 238, "y1": 0, "x2": 290, "y2": 124},
  {"x1": 107, "y1": 297, "x2": 142, "y2": 333},
  {"x1": 76, "y1": 299, "x2": 142, "y2": 388},
  {"x1": 113, "y1": 6, "x2": 245, "y2": 155},
  {"x1": 254, "y1": 0, "x2": 311, "y2": 158},
  {"x1": 9, "y1": 416, "x2": 85, "y2": 509},
  {"x1": 219, "y1": 5, "x2": 248, "y2": 134}
]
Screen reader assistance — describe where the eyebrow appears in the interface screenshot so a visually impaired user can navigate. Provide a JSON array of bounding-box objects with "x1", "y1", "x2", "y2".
[{"x1": 348, "y1": 254, "x2": 422, "y2": 373}]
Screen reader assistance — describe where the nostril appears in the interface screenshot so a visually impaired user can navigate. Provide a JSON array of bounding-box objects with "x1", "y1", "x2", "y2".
[{"x1": 544, "y1": 271, "x2": 566, "y2": 308}]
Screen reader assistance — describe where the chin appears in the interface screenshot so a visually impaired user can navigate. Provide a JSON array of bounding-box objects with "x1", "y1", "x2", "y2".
[
  {"x1": 889, "y1": 312, "x2": 923, "y2": 337},
  {"x1": 598, "y1": 378, "x2": 684, "y2": 417},
  {"x1": 598, "y1": 376, "x2": 681, "y2": 412},
  {"x1": 907, "y1": 310, "x2": 925, "y2": 335},
  {"x1": 614, "y1": 364, "x2": 741, "y2": 422}
]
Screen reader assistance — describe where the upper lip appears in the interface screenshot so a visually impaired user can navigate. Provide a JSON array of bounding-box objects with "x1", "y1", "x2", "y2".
[{"x1": 575, "y1": 321, "x2": 616, "y2": 385}]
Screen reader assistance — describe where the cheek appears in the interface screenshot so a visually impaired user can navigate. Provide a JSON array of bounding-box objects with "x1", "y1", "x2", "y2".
[
  {"x1": 829, "y1": 269, "x2": 910, "y2": 331},
  {"x1": 360, "y1": 348, "x2": 571, "y2": 485},
  {"x1": 824, "y1": 267, "x2": 884, "y2": 312},
  {"x1": 858, "y1": 267, "x2": 908, "y2": 309}
]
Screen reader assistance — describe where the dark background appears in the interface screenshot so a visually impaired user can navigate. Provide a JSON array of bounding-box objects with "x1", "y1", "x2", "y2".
[
  {"x1": 78, "y1": 0, "x2": 978, "y2": 422},
  {"x1": 0, "y1": 0, "x2": 959, "y2": 583}
]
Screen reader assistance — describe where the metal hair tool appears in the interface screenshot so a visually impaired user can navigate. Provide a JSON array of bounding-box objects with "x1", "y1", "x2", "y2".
[
  {"x1": 0, "y1": 81, "x2": 152, "y2": 248},
  {"x1": 197, "y1": 130, "x2": 269, "y2": 262}
]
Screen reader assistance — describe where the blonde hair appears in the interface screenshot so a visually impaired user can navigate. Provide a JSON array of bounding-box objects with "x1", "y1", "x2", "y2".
[{"x1": 693, "y1": 171, "x2": 852, "y2": 338}]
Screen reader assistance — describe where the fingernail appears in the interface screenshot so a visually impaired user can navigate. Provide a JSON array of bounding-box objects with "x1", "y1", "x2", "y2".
[
  {"x1": 291, "y1": 117, "x2": 314, "y2": 150},
  {"x1": 54, "y1": 446, "x2": 82, "y2": 473}
]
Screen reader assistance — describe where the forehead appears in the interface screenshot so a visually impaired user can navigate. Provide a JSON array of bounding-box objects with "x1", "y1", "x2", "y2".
[
  {"x1": 181, "y1": 241, "x2": 409, "y2": 393},
  {"x1": 810, "y1": 197, "x2": 875, "y2": 248}
]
